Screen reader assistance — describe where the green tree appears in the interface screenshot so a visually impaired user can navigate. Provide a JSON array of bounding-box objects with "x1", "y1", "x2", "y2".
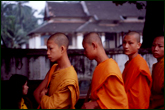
[{"x1": 1, "y1": 1, "x2": 39, "y2": 48}]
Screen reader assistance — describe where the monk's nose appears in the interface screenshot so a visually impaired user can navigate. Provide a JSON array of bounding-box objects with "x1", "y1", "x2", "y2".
[
  {"x1": 123, "y1": 43, "x2": 128, "y2": 48},
  {"x1": 125, "y1": 43, "x2": 129, "y2": 48},
  {"x1": 47, "y1": 50, "x2": 50, "y2": 55},
  {"x1": 154, "y1": 45, "x2": 159, "y2": 51}
]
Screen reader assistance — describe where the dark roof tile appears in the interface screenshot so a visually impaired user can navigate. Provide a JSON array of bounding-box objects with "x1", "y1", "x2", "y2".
[
  {"x1": 29, "y1": 1, "x2": 146, "y2": 35},
  {"x1": 47, "y1": 1, "x2": 86, "y2": 17},
  {"x1": 28, "y1": 22, "x2": 144, "y2": 35},
  {"x1": 84, "y1": 1, "x2": 146, "y2": 20},
  {"x1": 28, "y1": 22, "x2": 84, "y2": 35},
  {"x1": 76, "y1": 22, "x2": 144, "y2": 33}
]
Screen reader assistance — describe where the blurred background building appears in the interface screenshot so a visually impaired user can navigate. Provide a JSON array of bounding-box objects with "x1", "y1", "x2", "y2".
[{"x1": 28, "y1": 1, "x2": 146, "y2": 49}]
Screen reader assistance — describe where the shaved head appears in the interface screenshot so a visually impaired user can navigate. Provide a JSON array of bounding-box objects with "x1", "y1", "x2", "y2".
[
  {"x1": 83, "y1": 32, "x2": 103, "y2": 46},
  {"x1": 125, "y1": 31, "x2": 140, "y2": 43},
  {"x1": 152, "y1": 35, "x2": 164, "y2": 60},
  {"x1": 154, "y1": 36, "x2": 164, "y2": 39},
  {"x1": 48, "y1": 32, "x2": 69, "y2": 49}
]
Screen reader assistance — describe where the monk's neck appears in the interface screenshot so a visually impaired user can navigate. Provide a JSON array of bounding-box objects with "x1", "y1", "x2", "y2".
[
  {"x1": 157, "y1": 57, "x2": 164, "y2": 62},
  {"x1": 96, "y1": 53, "x2": 109, "y2": 65},
  {"x1": 128, "y1": 52, "x2": 138, "y2": 61},
  {"x1": 56, "y1": 55, "x2": 71, "y2": 70}
]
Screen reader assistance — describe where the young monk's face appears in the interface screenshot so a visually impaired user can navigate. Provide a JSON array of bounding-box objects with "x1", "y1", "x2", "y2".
[
  {"x1": 151, "y1": 37, "x2": 164, "y2": 59},
  {"x1": 47, "y1": 39, "x2": 62, "y2": 62},
  {"x1": 82, "y1": 41, "x2": 96, "y2": 60},
  {"x1": 122, "y1": 35, "x2": 141, "y2": 56}
]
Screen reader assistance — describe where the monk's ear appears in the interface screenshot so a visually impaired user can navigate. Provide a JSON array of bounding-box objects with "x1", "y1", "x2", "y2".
[
  {"x1": 92, "y1": 42, "x2": 97, "y2": 49},
  {"x1": 61, "y1": 45, "x2": 66, "y2": 54},
  {"x1": 137, "y1": 42, "x2": 141, "y2": 49}
]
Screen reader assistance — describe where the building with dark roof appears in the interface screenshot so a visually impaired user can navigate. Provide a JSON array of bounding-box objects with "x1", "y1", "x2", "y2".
[{"x1": 28, "y1": 1, "x2": 146, "y2": 49}]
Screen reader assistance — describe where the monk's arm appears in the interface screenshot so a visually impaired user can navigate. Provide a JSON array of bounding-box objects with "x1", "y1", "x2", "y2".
[
  {"x1": 97, "y1": 76, "x2": 128, "y2": 109},
  {"x1": 33, "y1": 72, "x2": 49, "y2": 104},
  {"x1": 128, "y1": 73, "x2": 151, "y2": 109},
  {"x1": 40, "y1": 85, "x2": 73, "y2": 109}
]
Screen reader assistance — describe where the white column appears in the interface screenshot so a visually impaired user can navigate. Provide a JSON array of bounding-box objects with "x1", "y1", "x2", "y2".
[
  {"x1": 77, "y1": 33, "x2": 83, "y2": 49},
  {"x1": 29, "y1": 37, "x2": 35, "y2": 49},
  {"x1": 100, "y1": 34, "x2": 105, "y2": 48},
  {"x1": 35, "y1": 35, "x2": 41, "y2": 49}
]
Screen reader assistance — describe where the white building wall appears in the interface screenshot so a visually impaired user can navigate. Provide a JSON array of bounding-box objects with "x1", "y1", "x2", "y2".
[
  {"x1": 29, "y1": 34, "x2": 41, "y2": 49},
  {"x1": 69, "y1": 33, "x2": 105, "y2": 49}
]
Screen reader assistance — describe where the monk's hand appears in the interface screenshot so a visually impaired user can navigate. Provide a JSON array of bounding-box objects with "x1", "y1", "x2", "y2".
[
  {"x1": 81, "y1": 101, "x2": 99, "y2": 109},
  {"x1": 40, "y1": 88, "x2": 48, "y2": 98}
]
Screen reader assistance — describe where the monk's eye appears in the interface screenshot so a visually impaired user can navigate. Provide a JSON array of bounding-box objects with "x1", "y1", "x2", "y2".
[
  {"x1": 47, "y1": 47, "x2": 53, "y2": 50},
  {"x1": 128, "y1": 42, "x2": 133, "y2": 44},
  {"x1": 159, "y1": 46, "x2": 164, "y2": 48},
  {"x1": 158, "y1": 45, "x2": 164, "y2": 48},
  {"x1": 50, "y1": 48, "x2": 53, "y2": 50},
  {"x1": 123, "y1": 41, "x2": 126, "y2": 44},
  {"x1": 152, "y1": 44, "x2": 155, "y2": 47}
]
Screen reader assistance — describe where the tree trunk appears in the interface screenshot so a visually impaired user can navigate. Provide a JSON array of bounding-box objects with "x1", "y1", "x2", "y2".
[{"x1": 142, "y1": 1, "x2": 164, "y2": 48}]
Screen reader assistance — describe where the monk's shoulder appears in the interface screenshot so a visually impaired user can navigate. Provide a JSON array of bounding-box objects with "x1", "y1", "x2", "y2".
[
  {"x1": 158, "y1": 57, "x2": 164, "y2": 66},
  {"x1": 67, "y1": 66, "x2": 78, "y2": 76},
  {"x1": 132, "y1": 55, "x2": 151, "y2": 76},
  {"x1": 63, "y1": 66, "x2": 78, "y2": 78},
  {"x1": 105, "y1": 58, "x2": 122, "y2": 75},
  {"x1": 59, "y1": 66, "x2": 78, "y2": 87},
  {"x1": 106, "y1": 58, "x2": 119, "y2": 67},
  {"x1": 133, "y1": 55, "x2": 149, "y2": 68}
]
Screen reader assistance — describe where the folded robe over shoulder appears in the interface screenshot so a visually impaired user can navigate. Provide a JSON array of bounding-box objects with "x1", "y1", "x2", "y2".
[
  {"x1": 150, "y1": 57, "x2": 164, "y2": 109},
  {"x1": 90, "y1": 58, "x2": 128, "y2": 109},
  {"x1": 122, "y1": 54, "x2": 152, "y2": 109},
  {"x1": 41, "y1": 64, "x2": 79, "y2": 109}
]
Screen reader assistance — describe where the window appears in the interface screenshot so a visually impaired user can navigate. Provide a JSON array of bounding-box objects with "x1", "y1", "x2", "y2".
[
  {"x1": 105, "y1": 33, "x2": 117, "y2": 49},
  {"x1": 41, "y1": 35, "x2": 49, "y2": 46}
]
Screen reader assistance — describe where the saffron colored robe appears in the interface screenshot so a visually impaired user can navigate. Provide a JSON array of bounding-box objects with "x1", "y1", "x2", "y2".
[
  {"x1": 90, "y1": 58, "x2": 128, "y2": 109},
  {"x1": 149, "y1": 57, "x2": 164, "y2": 109},
  {"x1": 122, "y1": 54, "x2": 152, "y2": 109},
  {"x1": 41, "y1": 64, "x2": 79, "y2": 109}
]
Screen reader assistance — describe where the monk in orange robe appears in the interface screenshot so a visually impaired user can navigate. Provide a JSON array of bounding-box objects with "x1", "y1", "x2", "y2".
[
  {"x1": 122, "y1": 31, "x2": 152, "y2": 109},
  {"x1": 33, "y1": 33, "x2": 79, "y2": 109},
  {"x1": 149, "y1": 36, "x2": 164, "y2": 109},
  {"x1": 81, "y1": 32, "x2": 128, "y2": 109}
]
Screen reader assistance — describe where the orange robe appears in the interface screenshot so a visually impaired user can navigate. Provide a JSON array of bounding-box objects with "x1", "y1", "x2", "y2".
[
  {"x1": 40, "y1": 64, "x2": 79, "y2": 109},
  {"x1": 122, "y1": 54, "x2": 152, "y2": 109},
  {"x1": 149, "y1": 57, "x2": 164, "y2": 109},
  {"x1": 90, "y1": 58, "x2": 128, "y2": 109}
]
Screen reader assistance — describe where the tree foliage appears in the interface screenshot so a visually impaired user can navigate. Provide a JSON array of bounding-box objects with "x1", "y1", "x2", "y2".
[
  {"x1": 1, "y1": 1, "x2": 39, "y2": 48},
  {"x1": 112, "y1": 1, "x2": 146, "y2": 10}
]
